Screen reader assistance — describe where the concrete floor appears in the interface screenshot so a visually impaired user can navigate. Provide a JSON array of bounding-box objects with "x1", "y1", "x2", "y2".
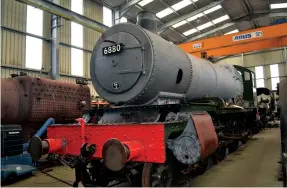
[
  {"x1": 188, "y1": 128, "x2": 282, "y2": 187},
  {"x1": 6, "y1": 128, "x2": 283, "y2": 187},
  {"x1": 6, "y1": 166, "x2": 78, "y2": 187}
]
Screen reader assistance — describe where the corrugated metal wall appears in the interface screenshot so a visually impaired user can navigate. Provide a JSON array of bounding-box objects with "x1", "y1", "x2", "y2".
[
  {"x1": 216, "y1": 48, "x2": 287, "y2": 90},
  {"x1": 1, "y1": 0, "x2": 103, "y2": 98},
  {"x1": 216, "y1": 56, "x2": 243, "y2": 66},
  {"x1": 1, "y1": 0, "x2": 26, "y2": 68}
]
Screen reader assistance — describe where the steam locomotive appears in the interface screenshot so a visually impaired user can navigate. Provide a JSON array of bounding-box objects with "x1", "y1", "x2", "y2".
[{"x1": 28, "y1": 11, "x2": 261, "y2": 187}]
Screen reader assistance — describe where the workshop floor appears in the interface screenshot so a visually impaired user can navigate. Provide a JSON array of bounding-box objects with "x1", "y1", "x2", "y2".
[
  {"x1": 5, "y1": 128, "x2": 282, "y2": 187},
  {"x1": 188, "y1": 128, "x2": 282, "y2": 187}
]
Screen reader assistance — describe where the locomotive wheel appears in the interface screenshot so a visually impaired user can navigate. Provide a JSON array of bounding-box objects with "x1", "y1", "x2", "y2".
[
  {"x1": 197, "y1": 157, "x2": 213, "y2": 175},
  {"x1": 142, "y1": 163, "x2": 173, "y2": 187},
  {"x1": 229, "y1": 141, "x2": 239, "y2": 153},
  {"x1": 217, "y1": 146, "x2": 227, "y2": 162}
]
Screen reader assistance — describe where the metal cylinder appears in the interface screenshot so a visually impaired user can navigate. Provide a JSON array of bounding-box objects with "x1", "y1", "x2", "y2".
[
  {"x1": 102, "y1": 139, "x2": 144, "y2": 171},
  {"x1": 102, "y1": 139, "x2": 130, "y2": 171},
  {"x1": 90, "y1": 23, "x2": 243, "y2": 105},
  {"x1": 123, "y1": 141, "x2": 144, "y2": 161},
  {"x1": 1, "y1": 78, "x2": 24, "y2": 123},
  {"x1": 28, "y1": 136, "x2": 63, "y2": 161},
  {"x1": 185, "y1": 55, "x2": 243, "y2": 100},
  {"x1": 90, "y1": 23, "x2": 191, "y2": 105},
  {"x1": 136, "y1": 11, "x2": 157, "y2": 33},
  {"x1": 1, "y1": 76, "x2": 91, "y2": 123}
]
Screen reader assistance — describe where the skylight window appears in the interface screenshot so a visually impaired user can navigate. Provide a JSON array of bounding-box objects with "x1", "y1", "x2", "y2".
[
  {"x1": 138, "y1": 0, "x2": 154, "y2": 7},
  {"x1": 212, "y1": 15, "x2": 229, "y2": 24},
  {"x1": 197, "y1": 22, "x2": 213, "y2": 30},
  {"x1": 187, "y1": 13, "x2": 204, "y2": 22},
  {"x1": 156, "y1": 0, "x2": 195, "y2": 18},
  {"x1": 270, "y1": 3, "x2": 287, "y2": 9},
  {"x1": 156, "y1": 8, "x2": 173, "y2": 18},
  {"x1": 172, "y1": 0, "x2": 191, "y2": 11},
  {"x1": 172, "y1": 20, "x2": 188, "y2": 28},
  {"x1": 183, "y1": 28, "x2": 197, "y2": 36},
  {"x1": 204, "y1": 5, "x2": 221, "y2": 14},
  {"x1": 224, "y1": 29, "x2": 239, "y2": 35}
]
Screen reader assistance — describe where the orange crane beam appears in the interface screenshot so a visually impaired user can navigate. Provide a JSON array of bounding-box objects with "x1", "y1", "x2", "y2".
[{"x1": 178, "y1": 23, "x2": 287, "y2": 58}]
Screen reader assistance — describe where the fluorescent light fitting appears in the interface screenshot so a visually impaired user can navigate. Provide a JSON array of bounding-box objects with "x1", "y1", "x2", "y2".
[
  {"x1": 197, "y1": 22, "x2": 213, "y2": 30},
  {"x1": 204, "y1": 5, "x2": 221, "y2": 14},
  {"x1": 224, "y1": 29, "x2": 239, "y2": 35},
  {"x1": 138, "y1": 0, "x2": 154, "y2": 6},
  {"x1": 156, "y1": 8, "x2": 173, "y2": 18},
  {"x1": 172, "y1": 20, "x2": 188, "y2": 28},
  {"x1": 172, "y1": 0, "x2": 192, "y2": 11},
  {"x1": 183, "y1": 28, "x2": 197, "y2": 36},
  {"x1": 270, "y1": 3, "x2": 287, "y2": 9},
  {"x1": 212, "y1": 15, "x2": 229, "y2": 24},
  {"x1": 192, "y1": 0, "x2": 199, "y2": 2},
  {"x1": 187, "y1": 13, "x2": 204, "y2": 22}
]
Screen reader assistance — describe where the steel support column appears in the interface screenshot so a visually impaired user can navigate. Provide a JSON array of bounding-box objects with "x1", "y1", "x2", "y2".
[
  {"x1": 114, "y1": 8, "x2": 120, "y2": 25},
  {"x1": 241, "y1": 53, "x2": 244, "y2": 67},
  {"x1": 50, "y1": 0, "x2": 60, "y2": 80}
]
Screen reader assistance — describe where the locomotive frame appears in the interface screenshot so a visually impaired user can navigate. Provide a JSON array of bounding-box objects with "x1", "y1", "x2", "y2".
[{"x1": 28, "y1": 67, "x2": 261, "y2": 186}]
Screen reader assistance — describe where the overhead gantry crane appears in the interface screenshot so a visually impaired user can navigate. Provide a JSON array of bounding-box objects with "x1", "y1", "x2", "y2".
[{"x1": 178, "y1": 23, "x2": 287, "y2": 59}]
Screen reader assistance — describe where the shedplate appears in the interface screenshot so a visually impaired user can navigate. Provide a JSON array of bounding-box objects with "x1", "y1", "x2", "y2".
[
  {"x1": 95, "y1": 32, "x2": 143, "y2": 94},
  {"x1": 47, "y1": 123, "x2": 165, "y2": 163}
]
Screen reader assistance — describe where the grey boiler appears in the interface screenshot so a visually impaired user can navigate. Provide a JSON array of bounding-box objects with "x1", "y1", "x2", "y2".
[{"x1": 90, "y1": 12, "x2": 243, "y2": 105}]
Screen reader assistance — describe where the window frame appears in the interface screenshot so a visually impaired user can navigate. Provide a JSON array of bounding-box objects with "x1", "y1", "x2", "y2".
[
  {"x1": 25, "y1": 5, "x2": 44, "y2": 70},
  {"x1": 70, "y1": 0, "x2": 84, "y2": 77},
  {"x1": 270, "y1": 64, "x2": 280, "y2": 90},
  {"x1": 103, "y1": 6, "x2": 113, "y2": 27},
  {"x1": 254, "y1": 66, "x2": 264, "y2": 88}
]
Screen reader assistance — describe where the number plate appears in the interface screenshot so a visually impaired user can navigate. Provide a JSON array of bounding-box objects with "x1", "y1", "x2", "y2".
[{"x1": 103, "y1": 44, "x2": 122, "y2": 55}]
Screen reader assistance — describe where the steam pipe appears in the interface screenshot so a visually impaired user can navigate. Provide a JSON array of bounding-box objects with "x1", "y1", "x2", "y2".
[{"x1": 23, "y1": 118, "x2": 55, "y2": 150}]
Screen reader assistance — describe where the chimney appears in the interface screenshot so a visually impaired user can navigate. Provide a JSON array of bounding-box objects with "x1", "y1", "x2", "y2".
[{"x1": 136, "y1": 11, "x2": 157, "y2": 34}]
